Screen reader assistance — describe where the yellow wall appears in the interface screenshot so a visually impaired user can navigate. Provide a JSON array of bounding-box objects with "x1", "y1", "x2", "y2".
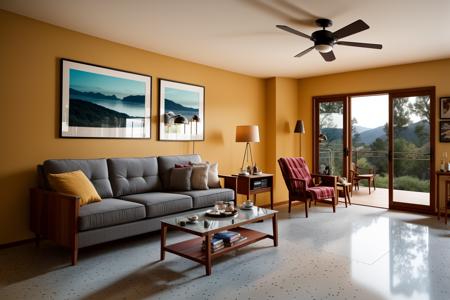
[
  {"x1": 2, "y1": 9, "x2": 450, "y2": 244},
  {"x1": 297, "y1": 58, "x2": 450, "y2": 211},
  {"x1": 0, "y1": 11, "x2": 267, "y2": 244}
]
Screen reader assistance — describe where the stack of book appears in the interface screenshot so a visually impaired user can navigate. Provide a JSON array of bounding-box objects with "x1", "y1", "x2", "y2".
[
  {"x1": 213, "y1": 231, "x2": 247, "y2": 247},
  {"x1": 202, "y1": 237, "x2": 224, "y2": 252}
]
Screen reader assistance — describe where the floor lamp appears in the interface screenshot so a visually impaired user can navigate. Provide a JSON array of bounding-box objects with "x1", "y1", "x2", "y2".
[
  {"x1": 294, "y1": 120, "x2": 305, "y2": 157},
  {"x1": 236, "y1": 125, "x2": 260, "y2": 175}
]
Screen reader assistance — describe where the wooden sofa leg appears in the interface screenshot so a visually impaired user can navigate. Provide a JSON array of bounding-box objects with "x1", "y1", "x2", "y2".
[
  {"x1": 71, "y1": 248, "x2": 78, "y2": 266},
  {"x1": 288, "y1": 198, "x2": 292, "y2": 213}
]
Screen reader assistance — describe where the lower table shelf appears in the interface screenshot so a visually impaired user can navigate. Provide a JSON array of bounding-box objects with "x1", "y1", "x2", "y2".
[{"x1": 164, "y1": 227, "x2": 270, "y2": 262}]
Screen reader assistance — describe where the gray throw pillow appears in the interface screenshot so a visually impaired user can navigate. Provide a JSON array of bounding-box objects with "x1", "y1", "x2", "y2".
[
  {"x1": 169, "y1": 167, "x2": 192, "y2": 191},
  {"x1": 191, "y1": 164, "x2": 209, "y2": 190}
]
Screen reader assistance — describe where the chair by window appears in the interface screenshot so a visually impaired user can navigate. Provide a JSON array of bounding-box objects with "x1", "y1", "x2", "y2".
[
  {"x1": 350, "y1": 162, "x2": 376, "y2": 194},
  {"x1": 278, "y1": 157, "x2": 338, "y2": 217}
]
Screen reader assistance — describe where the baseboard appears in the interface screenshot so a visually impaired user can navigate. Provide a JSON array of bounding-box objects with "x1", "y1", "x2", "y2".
[{"x1": 0, "y1": 237, "x2": 35, "y2": 249}]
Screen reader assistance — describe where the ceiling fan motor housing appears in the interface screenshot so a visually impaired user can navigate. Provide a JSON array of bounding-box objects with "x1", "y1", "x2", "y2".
[{"x1": 311, "y1": 30, "x2": 335, "y2": 52}]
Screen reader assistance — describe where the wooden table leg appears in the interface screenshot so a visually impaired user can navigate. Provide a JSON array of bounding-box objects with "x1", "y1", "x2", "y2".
[
  {"x1": 160, "y1": 224, "x2": 167, "y2": 260},
  {"x1": 270, "y1": 188, "x2": 274, "y2": 210},
  {"x1": 347, "y1": 185, "x2": 352, "y2": 205},
  {"x1": 437, "y1": 176, "x2": 441, "y2": 220},
  {"x1": 272, "y1": 214, "x2": 278, "y2": 247},
  {"x1": 205, "y1": 233, "x2": 212, "y2": 275},
  {"x1": 344, "y1": 187, "x2": 348, "y2": 207}
]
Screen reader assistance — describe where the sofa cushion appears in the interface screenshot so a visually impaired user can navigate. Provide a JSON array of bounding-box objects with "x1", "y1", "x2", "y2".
[
  {"x1": 78, "y1": 198, "x2": 146, "y2": 231},
  {"x1": 158, "y1": 154, "x2": 201, "y2": 190},
  {"x1": 108, "y1": 157, "x2": 161, "y2": 197},
  {"x1": 191, "y1": 164, "x2": 209, "y2": 190},
  {"x1": 169, "y1": 167, "x2": 192, "y2": 191},
  {"x1": 121, "y1": 192, "x2": 193, "y2": 218},
  {"x1": 175, "y1": 188, "x2": 234, "y2": 208},
  {"x1": 43, "y1": 159, "x2": 113, "y2": 198},
  {"x1": 48, "y1": 170, "x2": 102, "y2": 206}
]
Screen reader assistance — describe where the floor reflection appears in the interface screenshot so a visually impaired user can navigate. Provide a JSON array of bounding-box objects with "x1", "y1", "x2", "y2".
[{"x1": 352, "y1": 217, "x2": 430, "y2": 300}]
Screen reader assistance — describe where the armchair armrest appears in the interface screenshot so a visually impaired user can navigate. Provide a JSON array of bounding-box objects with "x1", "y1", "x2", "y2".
[{"x1": 30, "y1": 188, "x2": 80, "y2": 248}]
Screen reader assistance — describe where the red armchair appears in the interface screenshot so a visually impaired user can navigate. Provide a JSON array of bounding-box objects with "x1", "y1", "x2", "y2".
[{"x1": 278, "y1": 157, "x2": 338, "y2": 217}]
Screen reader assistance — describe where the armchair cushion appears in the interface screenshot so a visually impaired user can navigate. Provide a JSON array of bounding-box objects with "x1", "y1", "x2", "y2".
[{"x1": 307, "y1": 186, "x2": 335, "y2": 200}]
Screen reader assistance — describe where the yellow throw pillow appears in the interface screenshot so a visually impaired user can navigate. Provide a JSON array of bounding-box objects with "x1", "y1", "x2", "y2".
[{"x1": 48, "y1": 170, "x2": 102, "y2": 206}]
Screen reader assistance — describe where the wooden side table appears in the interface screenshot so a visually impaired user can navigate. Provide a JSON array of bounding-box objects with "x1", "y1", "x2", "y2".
[
  {"x1": 337, "y1": 182, "x2": 352, "y2": 207},
  {"x1": 219, "y1": 173, "x2": 274, "y2": 209}
]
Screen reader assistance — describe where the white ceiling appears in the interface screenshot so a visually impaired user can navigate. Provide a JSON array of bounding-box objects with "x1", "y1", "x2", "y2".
[{"x1": 2, "y1": 0, "x2": 450, "y2": 78}]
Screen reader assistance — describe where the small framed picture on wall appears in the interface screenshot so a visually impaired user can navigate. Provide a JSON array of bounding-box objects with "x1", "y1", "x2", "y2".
[
  {"x1": 440, "y1": 121, "x2": 450, "y2": 142},
  {"x1": 440, "y1": 97, "x2": 450, "y2": 119}
]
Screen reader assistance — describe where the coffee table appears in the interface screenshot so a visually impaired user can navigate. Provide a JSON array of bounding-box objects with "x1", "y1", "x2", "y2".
[{"x1": 160, "y1": 207, "x2": 278, "y2": 275}]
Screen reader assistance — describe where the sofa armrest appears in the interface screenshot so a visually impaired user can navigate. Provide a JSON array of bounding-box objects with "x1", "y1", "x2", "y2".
[{"x1": 30, "y1": 188, "x2": 80, "y2": 249}]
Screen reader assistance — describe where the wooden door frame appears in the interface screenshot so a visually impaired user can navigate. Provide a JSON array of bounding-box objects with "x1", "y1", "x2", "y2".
[{"x1": 313, "y1": 86, "x2": 436, "y2": 214}]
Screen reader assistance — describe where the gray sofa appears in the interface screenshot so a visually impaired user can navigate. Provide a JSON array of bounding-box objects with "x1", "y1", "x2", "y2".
[{"x1": 30, "y1": 154, "x2": 234, "y2": 265}]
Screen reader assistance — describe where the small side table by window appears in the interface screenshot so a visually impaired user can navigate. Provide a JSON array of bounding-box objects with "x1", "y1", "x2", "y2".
[
  {"x1": 337, "y1": 182, "x2": 352, "y2": 207},
  {"x1": 219, "y1": 173, "x2": 274, "y2": 209}
]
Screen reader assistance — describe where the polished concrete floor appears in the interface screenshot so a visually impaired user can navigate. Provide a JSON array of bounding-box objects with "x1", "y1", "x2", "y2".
[{"x1": 0, "y1": 204, "x2": 449, "y2": 300}]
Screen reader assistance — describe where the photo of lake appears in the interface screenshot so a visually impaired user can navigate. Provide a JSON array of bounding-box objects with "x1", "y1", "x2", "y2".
[
  {"x1": 69, "y1": 69, "x2": 146, "y2": 127},
  {"x1": 164, "y1": 87, "x2": 199, "y2": 120}
]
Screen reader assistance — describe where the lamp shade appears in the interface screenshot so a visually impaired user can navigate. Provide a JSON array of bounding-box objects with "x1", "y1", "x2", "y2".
[
  {"x1": 236, "y1": 125, "x2": 260, "y2": 143},
  {"x1": 294, "y1": 120, "x2": 305, "y2": 134}
]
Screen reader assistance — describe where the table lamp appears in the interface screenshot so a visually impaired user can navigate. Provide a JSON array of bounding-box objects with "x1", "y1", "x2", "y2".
[
  {"x1": 236, "y1": 125, "x2": 260, "y2": 175},
  {"x1": 294, "y1": 120, "x2": 305, "y2": 157}
]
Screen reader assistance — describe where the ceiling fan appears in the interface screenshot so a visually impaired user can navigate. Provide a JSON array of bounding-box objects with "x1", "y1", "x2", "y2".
[{"x1": 276, "y1": 18, "x2": 382, "y2": 62}]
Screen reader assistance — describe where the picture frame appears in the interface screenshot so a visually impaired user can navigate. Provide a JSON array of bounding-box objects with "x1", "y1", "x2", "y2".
[
  {"x1": 158, "y1": 79, "x2": 205, "y2": 141},
  {"x1": 60, "y1": 59, "x2": 151, "y2": 138},
  {"x1": 440, "y1": 97, "x2": 450, "y2": 119},
  {"x1": 440, "y1": 121, "x2": 450, "y2": 142}
]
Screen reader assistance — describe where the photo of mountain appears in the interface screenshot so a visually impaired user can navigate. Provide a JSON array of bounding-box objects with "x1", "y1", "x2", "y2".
[
  {"x1": 61, "y1": 59, "x2": 151, "y2": 138},
  {"x1": 68, "y1": 69, "x2": 146, "y2": 127}
]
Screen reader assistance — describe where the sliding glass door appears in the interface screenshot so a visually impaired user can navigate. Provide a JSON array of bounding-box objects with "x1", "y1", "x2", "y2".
[
  {"x1": 389, "y1": 89, "x2": 435, "y2": 213},
  {"x1": 314, "y1": 97, "x2": 348, "y2": 178},
  {"x1": 313, "y1": 87, "x2": 435, "y2": 214}
]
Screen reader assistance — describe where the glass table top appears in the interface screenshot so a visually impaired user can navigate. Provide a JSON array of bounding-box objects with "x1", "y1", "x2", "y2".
[{"x1": 161, "y1": 206, "x2": 277, "y2": 234}]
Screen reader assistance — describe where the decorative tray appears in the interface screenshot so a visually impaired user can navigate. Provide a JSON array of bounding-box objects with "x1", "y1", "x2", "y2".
[{"x1": 205, "y1": 209, "x2": 238, "y2": 218}]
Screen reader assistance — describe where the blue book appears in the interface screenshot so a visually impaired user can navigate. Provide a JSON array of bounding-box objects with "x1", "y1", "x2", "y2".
[{"x1": 214, "y1": 231, "x2": 240, "y2": 242}]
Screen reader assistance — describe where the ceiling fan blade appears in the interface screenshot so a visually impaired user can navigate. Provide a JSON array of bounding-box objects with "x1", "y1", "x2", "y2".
[
  {"x1": 276, "y1": 25, "x2": 311, "y2": 39},
  {"x1": 333, "y1": 19, "x2": 369, "y2": 40},
  {"x1": 336, "y1": 41, "x2": 382, "y2": 49},
  {"x1": 294, "y1": 46, "x2": 315, "y2": 57},
  {"x1": 320, "y1": 50, "x2": 336, "y2": 62}
]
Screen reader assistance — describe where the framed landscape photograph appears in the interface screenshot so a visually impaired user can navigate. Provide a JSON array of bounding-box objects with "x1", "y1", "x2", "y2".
[
  {"x1": 158, "y1": 79, "x2": 205, "y2": 141},
  {"x1": 440, "y1": 121, "x2": 450, "y2": 142},
  {"x1": 61, "y1": 59, "x2": 151, "y2": 138},
  {"x1": 440, "y1": 97, "x2": 450, "y2": 119}
]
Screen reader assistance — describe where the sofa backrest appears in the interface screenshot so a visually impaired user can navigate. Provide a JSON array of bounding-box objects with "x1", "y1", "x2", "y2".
[
  {"x1": 42, "y1": 159, "x2": 113, "y2": 198},
  {"x1": 158, "y1": 154, "x2": 201, "y2": 190},
  {"x1": 107, "y1": 157, "x2": 161, "y2": 197}
]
